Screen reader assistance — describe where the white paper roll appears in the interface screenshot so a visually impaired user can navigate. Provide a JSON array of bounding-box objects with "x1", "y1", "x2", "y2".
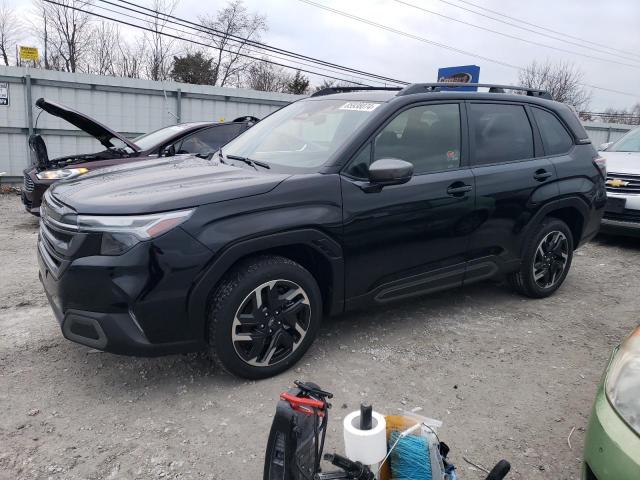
[{"x1": 343, "y1": 410, "x2": 387, "y2": 466}]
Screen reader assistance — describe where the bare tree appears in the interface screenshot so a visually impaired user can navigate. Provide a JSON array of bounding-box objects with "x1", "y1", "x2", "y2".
[
  {"x1": 88, "y1": 21, "x2": 120, "y2": 76},
  {"x1": 32, "y1": 0, "x2": 94, "y2": 72},
  {"x1": 245, "y1": 59, "x2": 290, "y2": 92},
  {"x1": 518, "y1": 60, "x2": 591, "y2": 110},
  {"x1": 199, "y1": 0, "x2": 267, "y2": 87},
  {"x1": 116, "y1": 37, "x2": 147, "y2": 79},
  {"x1": 143, "y1": 0, "x2": 178, "y2": 81},
  {"x1": 0, "y1": 1, "x2": 21, "y2": 66}
]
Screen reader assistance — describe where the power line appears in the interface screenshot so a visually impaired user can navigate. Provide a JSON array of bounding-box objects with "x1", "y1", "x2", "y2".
[
  {"x1": 101, "y1": 0, "x2": 409, "y2": 86},
  {"x1": 391, "y1": 0, "x2": 640, "y2": 69},
  {"x1": 91, "y1": 0, "x2": 396, "y2": 87},
  {"x1": 296, "y1": 0, "x2": 522, "y2": 70},
  {"x1": 43, "y1": 0, "x2": 385, "y2": 87},
  {"x1": 295, "y1": 0, "x2": 639, "y2": 99},
  {"x1": 434, "y1": 0, "x2": 640, "y2": 61}
]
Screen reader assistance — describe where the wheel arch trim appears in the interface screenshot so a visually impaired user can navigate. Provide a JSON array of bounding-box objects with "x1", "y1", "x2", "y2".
[
  {"x1": 187, "y1": 228, "x2": 344, "y2": 337},
  {"x1": 523, "y1": 196, "x2": 590, "y2": 254}
]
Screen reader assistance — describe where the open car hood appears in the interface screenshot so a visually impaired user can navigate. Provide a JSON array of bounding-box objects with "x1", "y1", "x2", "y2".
[{"x1": 36, "y1": 98, "x2": 141, "y2": 152}]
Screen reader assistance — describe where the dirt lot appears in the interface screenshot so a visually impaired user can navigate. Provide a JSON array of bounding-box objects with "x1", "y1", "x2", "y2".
[{"x1": 0, "y1": 192, "x2": 638, "y2": 480}]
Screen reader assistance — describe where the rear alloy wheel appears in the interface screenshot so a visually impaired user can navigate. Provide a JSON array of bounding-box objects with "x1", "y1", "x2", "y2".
[
  {"x1": 532, "y1": 231, "x2": 569, "y2": 289},
  {"x1": 231, "y1": 280, "x2": 311, "y2": 367},
  {"x1": 208, "y1": 255, "x2": 322, "y2": 379},
  {"x1": 509, "y1": 218, "x2": 574, "y2": 298}
]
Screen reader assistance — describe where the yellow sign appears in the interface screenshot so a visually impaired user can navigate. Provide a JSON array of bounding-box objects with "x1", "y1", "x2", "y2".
[{"x1": 19, "y1": 46, "x2": 39, "y2": 61}]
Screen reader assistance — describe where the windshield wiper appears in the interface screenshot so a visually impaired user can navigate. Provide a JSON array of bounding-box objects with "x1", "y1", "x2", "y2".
[{"x1": 225, "y1": 154, "x2": 271, "y2": 170}]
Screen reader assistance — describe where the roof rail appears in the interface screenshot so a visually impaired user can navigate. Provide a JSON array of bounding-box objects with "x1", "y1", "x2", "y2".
[
  {"x1": 397, "y1": 83, "x2": 553, "y2": 100},
  {"x1": 310, "y1": 86, "x2": 404, "y2": 98}
]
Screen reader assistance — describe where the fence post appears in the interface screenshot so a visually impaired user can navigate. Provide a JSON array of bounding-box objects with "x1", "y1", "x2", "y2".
[
  {"x1": 606, "y1": 127, "x2": 612, "y2": 142},
  {"x1": 25, "y1": 75, "x2": 33, "y2": 137},
  {"x1": 176, "y1": 88, "x2": 182, "y2": 124}
]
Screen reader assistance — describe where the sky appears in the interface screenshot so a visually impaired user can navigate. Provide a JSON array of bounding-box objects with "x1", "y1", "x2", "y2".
[{"x1": 8, "y1": 0, "x2": 640, "y2": 110}]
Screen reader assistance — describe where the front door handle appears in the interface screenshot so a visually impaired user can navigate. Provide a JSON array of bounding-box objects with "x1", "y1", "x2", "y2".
[
  {"x1": 446, "y1": 182, "x2": 473, "y2": 196},
  {"x1": 533, "y1": 169, "x2": 552, "y2": 182}
]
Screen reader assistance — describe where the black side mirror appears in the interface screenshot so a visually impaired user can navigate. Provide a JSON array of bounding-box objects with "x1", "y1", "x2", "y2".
[
  {"x1": 368, "y1": 158, "x2": 413, "y2": 186},
  {"x1": 162, "y1": 144, "x2": 176, "y2": 157},
  {"x1": 195, "y1": 151, "x2": 214, "y2": 160}
]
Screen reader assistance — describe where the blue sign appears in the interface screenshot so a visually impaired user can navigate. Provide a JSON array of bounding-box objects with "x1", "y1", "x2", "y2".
[{"x1": 437, "y1": 65, "x2": 480, "y2": 91}]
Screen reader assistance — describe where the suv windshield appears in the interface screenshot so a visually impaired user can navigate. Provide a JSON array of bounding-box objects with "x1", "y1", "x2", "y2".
[
  {"x1": 222, "y1": 99, "x2": 381, "y2": 171},
  {"x1": 607, "y1": 127, "x2": 640, "y2": 153}
]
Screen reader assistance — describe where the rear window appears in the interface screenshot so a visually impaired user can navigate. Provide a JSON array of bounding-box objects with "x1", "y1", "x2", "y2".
[
  {"x1": 532, "y1": 107, "x2": 573, "y2": 155},
  {"x1": 470, "y1": 103, "x2": 534, "y2": 165}
]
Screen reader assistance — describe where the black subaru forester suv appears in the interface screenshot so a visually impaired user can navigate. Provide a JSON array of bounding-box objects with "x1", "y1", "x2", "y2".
[{"x1": 38, "y1": 83, "x2": 606, "y2": 379}]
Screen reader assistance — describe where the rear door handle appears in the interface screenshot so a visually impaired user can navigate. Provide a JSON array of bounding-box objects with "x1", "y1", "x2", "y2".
[
  {"x1": 533, "y1": 169, "x2": 552, "y2": 181},
  {"x1": 446, "y1": 183, "x2": 473, "y2": 196}
]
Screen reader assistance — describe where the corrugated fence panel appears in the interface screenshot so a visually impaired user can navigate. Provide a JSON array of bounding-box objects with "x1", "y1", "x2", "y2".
[
  {"x1": 0, "y1": 66, "x2": 301, "y2": 179},
  {"x1": 583, "y1": 122, "x2": 635, "y2": 147}
]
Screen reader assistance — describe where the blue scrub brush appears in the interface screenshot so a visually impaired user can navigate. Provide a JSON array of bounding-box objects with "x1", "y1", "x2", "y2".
[{"x1": 378, "y1": 423, "x2": 433, "y2": 480}]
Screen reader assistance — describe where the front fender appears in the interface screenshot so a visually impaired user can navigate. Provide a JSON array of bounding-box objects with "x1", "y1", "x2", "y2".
[{"x1": 183, "y1": 173, "x2": 345, "y2": 337}]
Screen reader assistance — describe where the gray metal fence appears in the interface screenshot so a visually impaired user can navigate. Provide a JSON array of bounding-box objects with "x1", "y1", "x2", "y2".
[
  {"x1": 582, "y1": 121, "x2": 635, "y2": 147},
  {"x1": 0, "y1": 66, "x2": 301, "y2": 181}
]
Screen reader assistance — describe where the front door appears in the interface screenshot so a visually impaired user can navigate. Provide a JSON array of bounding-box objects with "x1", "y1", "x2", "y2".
[{"x1": 340, "y1": 102, "x2": 476, "y2": 307}]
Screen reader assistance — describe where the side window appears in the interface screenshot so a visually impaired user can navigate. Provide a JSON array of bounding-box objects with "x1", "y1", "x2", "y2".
[
  {"x1": 177, "y1": 124, "x2": 244, "y2": 155},
  {"x1": 470, "y1": 103, "x2": 534, "y2": 165},
  {"x1": 532, "y1": 107, "x2": 574, "y2": 156},
  {"x1": 368, "y1": 104, "x2": 461, "y2": 176}
]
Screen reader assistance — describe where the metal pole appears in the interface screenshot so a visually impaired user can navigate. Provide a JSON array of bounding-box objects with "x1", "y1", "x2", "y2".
[
  {"x1": 25, "y1": 75, "x2": 34, "y2": 137},
  {"x1": 606, "y1": 127, "x2": 612, "y2": 142},
  {"x1": 176, "y1": 88, "x2": 182, "y2": 124}
]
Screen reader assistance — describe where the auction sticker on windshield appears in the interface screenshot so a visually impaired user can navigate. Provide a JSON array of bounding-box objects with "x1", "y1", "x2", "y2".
[{"x1": 339, "y1": 102, "x2": 379, "y2": 112}]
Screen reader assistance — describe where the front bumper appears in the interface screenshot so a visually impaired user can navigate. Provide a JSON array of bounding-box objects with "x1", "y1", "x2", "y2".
[
  {"x1": 600, "y1": 192, "x2": 640, "y2": 237},
  {"x1": 583, "y1": 378, "x2": 640, "y2": 479},
  {"x1": 37, "y1": 224, "x2": 212, "y2": 356},
  {"x1": 600, "y1": 217, "x2": 640, "y2": 237}
]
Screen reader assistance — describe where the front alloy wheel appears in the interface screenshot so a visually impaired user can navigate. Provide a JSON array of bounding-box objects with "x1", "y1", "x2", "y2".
[
  {"x1": 532, "y1": 231, "x2": 569, "y2": 289},
  {"x1": 232, "y1": 280, "x2": 311, "y2": 367},
  {"x1": 208, "y1": 254, "x2": 322, "y2": 379}
]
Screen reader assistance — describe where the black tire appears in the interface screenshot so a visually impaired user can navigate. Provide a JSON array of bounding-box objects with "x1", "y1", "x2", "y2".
[
  {"x1": 509, "y1": 218, "x2": 574, "y2": 298},
  {"x1": 207, "y1": 254, "x2": 322, "y2": 379}
]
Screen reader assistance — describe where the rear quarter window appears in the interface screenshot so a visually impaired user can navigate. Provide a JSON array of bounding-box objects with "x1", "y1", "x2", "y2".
[
  {"x1": 469, "y1": 103, "x2": 534, "y2": 165},
  {"x1": 532, "y1": 107, "x2": 574, "y2": 156}
]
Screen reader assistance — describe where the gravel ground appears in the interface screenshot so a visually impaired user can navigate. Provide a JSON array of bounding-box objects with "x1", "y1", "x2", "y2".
[{"x1": 1, "y1": 192, "x2": 638, "y2": 480}]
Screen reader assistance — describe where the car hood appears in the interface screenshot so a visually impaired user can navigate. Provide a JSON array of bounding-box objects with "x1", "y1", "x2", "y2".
[
  {"x1": 49, "y1": 155, "x2": 290, "y2": 215},
  {"x1": 36, "y1": 98, "x2": 140, "y2": 152},
  {"x1": 601, "y1": 151, "x2": 640, "y2": 175}
]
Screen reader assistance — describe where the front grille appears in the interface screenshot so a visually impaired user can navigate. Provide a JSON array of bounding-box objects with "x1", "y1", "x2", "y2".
[
  {"x1": 604, "y1": 208, "x2": 640, "y2": 223},
  {"x1": 606, "y1": 172, "x2": 640, "y2": 194},
  {"x1": 38, "y1": 193, "x2": 87, "y2": 277},
  {"x1": 23, "y1": 174, "x2": 35, "y2": 192}
]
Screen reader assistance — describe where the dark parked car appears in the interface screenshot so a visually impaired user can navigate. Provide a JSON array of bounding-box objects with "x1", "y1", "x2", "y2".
[
  {"x1": 38, "y1": 83, "x2": 606, "y2": 379},
  {"x1": 22, "y1": 97, "x2": 258, "y2": 214}
]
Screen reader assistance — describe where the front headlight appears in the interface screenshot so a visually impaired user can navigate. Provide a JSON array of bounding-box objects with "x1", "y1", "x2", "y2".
[
  {"x1": 77, "y1": 209, "x2": 194, "y2": 255},
  {"x1": 36, "y1": 167, "x2": 89, "y2": 180},
  {"x1": 605, "y1": 325, "x2": 640, "y2": 435}
]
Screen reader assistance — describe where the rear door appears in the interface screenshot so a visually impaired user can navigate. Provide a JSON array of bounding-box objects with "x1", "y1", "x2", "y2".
[{"x1": 466, "y1": 101, "x2": 559, "y2": 281}]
